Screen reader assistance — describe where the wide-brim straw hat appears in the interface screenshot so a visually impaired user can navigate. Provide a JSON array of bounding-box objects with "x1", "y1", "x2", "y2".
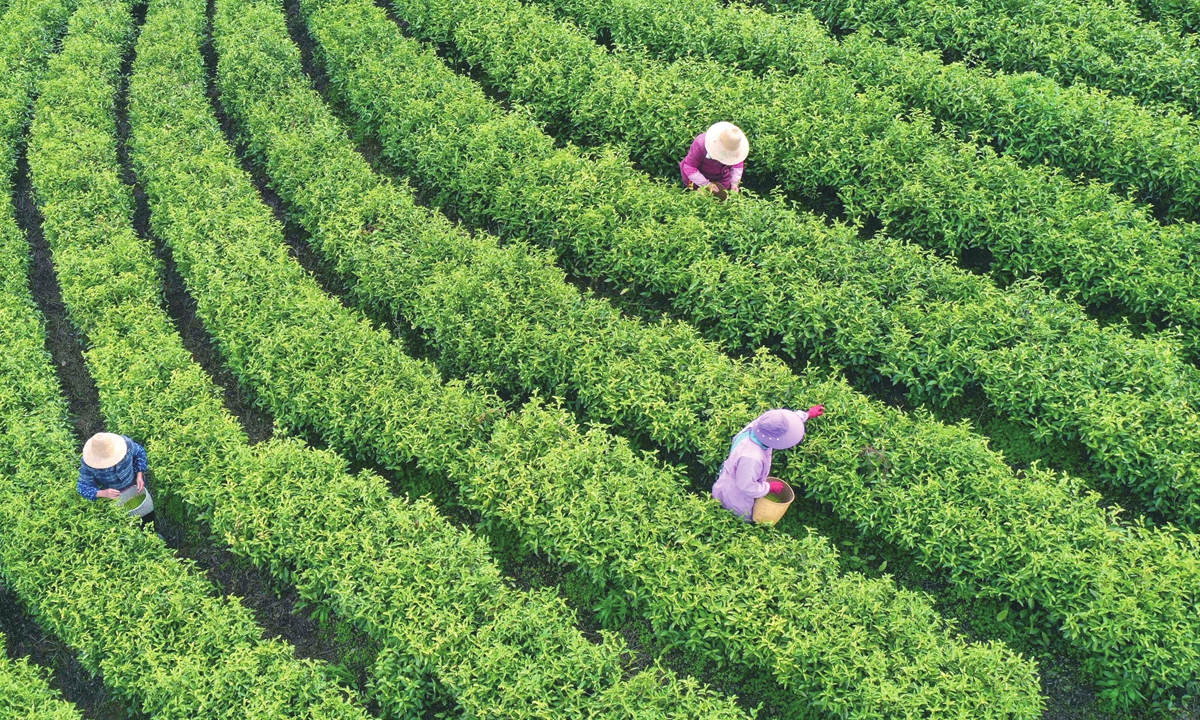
[
  {"x1": 751, "y1": 409, "x2": 807, "y2": 449},
  {"x1": 704, "y1": 121, "x2": 749, "y2": 166},
  {"x1": 82, "y1": 432, "x2": 127, "y2": 469}
]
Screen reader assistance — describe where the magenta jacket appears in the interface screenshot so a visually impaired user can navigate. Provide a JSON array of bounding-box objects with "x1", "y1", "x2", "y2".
[{"x1": 679, "y1": 133, "x2": 745, "y2": 189}]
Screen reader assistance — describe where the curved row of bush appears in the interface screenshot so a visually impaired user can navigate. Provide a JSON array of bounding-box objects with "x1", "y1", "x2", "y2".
[
  {"x1": 0, "y1": 0, "x2": 75, "y2": 182},
  {"x1": 313, "y1": 0, "x2": 1200, "y2": 531},
  {"x1": 0, "y1": 5, "x2": 378, "y2": 719},
  {"x1": 33, "y1": 1, "x2": 749, "y2": 718},
  {"x1": 440, "y1": 0, "x2": 1200, "y2": 352},
  {"x1": 770, "y1": 0, "x2": 1200, "y2": 116},
  {"x1": 0, "y1": 211, "x2": 368, "y2": 720},
  {"x1": 224, "y1": 0, "x2": 1200, "y2": 709},
  {"x1": 531, "y1": 0, "x2": 1200, "y2": 223},
  {"x1": 225, "y1": 0, "x2": 1200, "y2": 709},
  {"x1": 0, "y1": 633, "x2": 82, "y2": 720},
  {"x1": 134, "y1": 0, "x2": 1046, "y2": 714}
]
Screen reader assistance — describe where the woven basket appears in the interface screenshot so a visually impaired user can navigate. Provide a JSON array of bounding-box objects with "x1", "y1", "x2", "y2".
[{"x1": 751, "y1": 478, "x2": 794, "y2": 526}]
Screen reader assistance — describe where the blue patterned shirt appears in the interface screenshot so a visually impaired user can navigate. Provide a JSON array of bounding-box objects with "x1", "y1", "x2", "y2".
[{"x1": 77, "y1": 436, "x2": 148, "y2": 501}]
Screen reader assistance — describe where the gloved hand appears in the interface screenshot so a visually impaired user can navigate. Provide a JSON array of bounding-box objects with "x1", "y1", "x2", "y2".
[
  {"x1": 806, "y1": 405, "x2": 825, "y2": 419},
  {"x1": 768, "y1": 480, "x2": 785, "y2": 494}
]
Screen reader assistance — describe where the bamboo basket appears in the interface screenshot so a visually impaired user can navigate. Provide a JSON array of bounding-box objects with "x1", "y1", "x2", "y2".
[{"x1": 751, "y1": 478, "x2": 794, "y2": 526}]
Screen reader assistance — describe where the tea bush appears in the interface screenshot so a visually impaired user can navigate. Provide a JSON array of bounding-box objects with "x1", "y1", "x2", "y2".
[
  {"x1": 218, "y1": 0, "x2": 1200, "y2": 709},
  {"x1": 31, "y1": 0, "x2": 751, "y2": 717},
  {"x1": 392, "y1": 0, "x2": 1200, "y2": 353},
  {"x1": 13, "y1": 0, "x2": 1197, "y2": 711},
  {"x1": 0, "y1": 633, "x2": 82, "y2": 720},
  {"x1": 0, "y1": 0, "x2": 75, "y2": 183},
  {"x1": 0, "y1": 6, "x2": 374, "y2": 719},
  {"x1": 128, "y1": 0, "x2": 1045, "y2": 714},
  {"x1": 1137, "y1": 0, "x2": 1200, "y2": 32},
  {"x1": 770, "y1": 0, "x2": 1200, "y2": 115},
  {"x1": 306, "y1": 0, "x2": 1200, "y2": 532},
  {"x1": 529, "y1": 0, "x2": 1200, "y2": 222}
]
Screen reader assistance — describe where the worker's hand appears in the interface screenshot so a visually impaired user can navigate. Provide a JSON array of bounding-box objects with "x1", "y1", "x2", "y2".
[
  {"x1": 136, "y1": 472, "x2": 145, "y2": 492},
  {"x1": 708, "y1": 184, "x2": 728, "y2": 201},
  {"x1": 730, "y1": 184, "x2": 740, "y2": 194},
  {"x1": 768, "y1": 480, "x2": 785, "y2": 494},
  {"x1": 806, "y1": 405, "x2": 825, "y2": 419},
  {"x1": 96, "y1": 489, "x2": 121, "y2": 500}
]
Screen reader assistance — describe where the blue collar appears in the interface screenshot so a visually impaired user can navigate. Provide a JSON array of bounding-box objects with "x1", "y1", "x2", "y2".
[{"x1": 731, "y1": 429, "x2": 769, "y2": 452}]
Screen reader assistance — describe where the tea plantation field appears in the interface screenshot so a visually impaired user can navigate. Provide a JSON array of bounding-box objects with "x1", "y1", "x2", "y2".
[{"x1": 3, "y1": 0, "x2": 1200, "y2": 717}]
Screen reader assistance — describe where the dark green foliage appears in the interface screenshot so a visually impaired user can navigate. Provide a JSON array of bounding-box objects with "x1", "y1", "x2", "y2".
[
  {"x1": 313, "y1": 0, "x2": 1200, "y2": 543},
  {"x1": 402, "y1": 0, "x2": 1200, "y2": 357},
  {"x1": 528, "y1": 0, "x2": 1200, "y2": 223},
  {"x1": 128, "y1": 0, "x2": 1048, "y2": 714},
  {"x1": 218, "y1": 0, "x2": 1200, "y2": 710},
  {"x1": 0, "y1": 632, "x2": 83, "y2": 719},
  {"x1": 0, "y1": 0, "x2": 76, "y2": 181},
  {"x1": 0, "y1": 3, "x2": 373, "y2": 718},
  {"x1": 769, "y1": 0, "x2": 1200, "y2": 116},
  {"x1": 33, "y1": 0, "x2": 750, "y2": 717},
  {"x1": 1135, "y1": 0, "x2": 1200, "y2": 33}
]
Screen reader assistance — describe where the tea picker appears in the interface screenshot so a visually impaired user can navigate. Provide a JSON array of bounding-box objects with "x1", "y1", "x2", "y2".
[
  {"x1": 78, "y1": 432, "x2": 156, "y2": 524},
  {"x1": 679, "y1": 121, "x2": 748, "y2": 201},
  {"x1": 713, "y1": 407, "x2": 824, "y2": 523}
]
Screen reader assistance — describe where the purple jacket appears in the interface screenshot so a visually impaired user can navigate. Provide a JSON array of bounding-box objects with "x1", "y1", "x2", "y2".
[
  {"x1": 712, "y1": 425, "x2": 772, "y2": 521},
  {"x1": 679, "y1": 133, "x2": 745, "y2": 189}
]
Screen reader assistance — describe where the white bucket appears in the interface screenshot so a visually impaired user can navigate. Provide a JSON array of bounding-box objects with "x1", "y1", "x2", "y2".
[{"x1": 115, "y1": 485, "x2": 154, "y2": 518}]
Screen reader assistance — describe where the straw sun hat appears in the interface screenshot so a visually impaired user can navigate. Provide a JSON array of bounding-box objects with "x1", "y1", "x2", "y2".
[
  {"x1": 704, "y1": 121, "x2": 749, "y2": 166},
  {"x1": 82, "y1": 432, "x2": 128, "y2": 469}
]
